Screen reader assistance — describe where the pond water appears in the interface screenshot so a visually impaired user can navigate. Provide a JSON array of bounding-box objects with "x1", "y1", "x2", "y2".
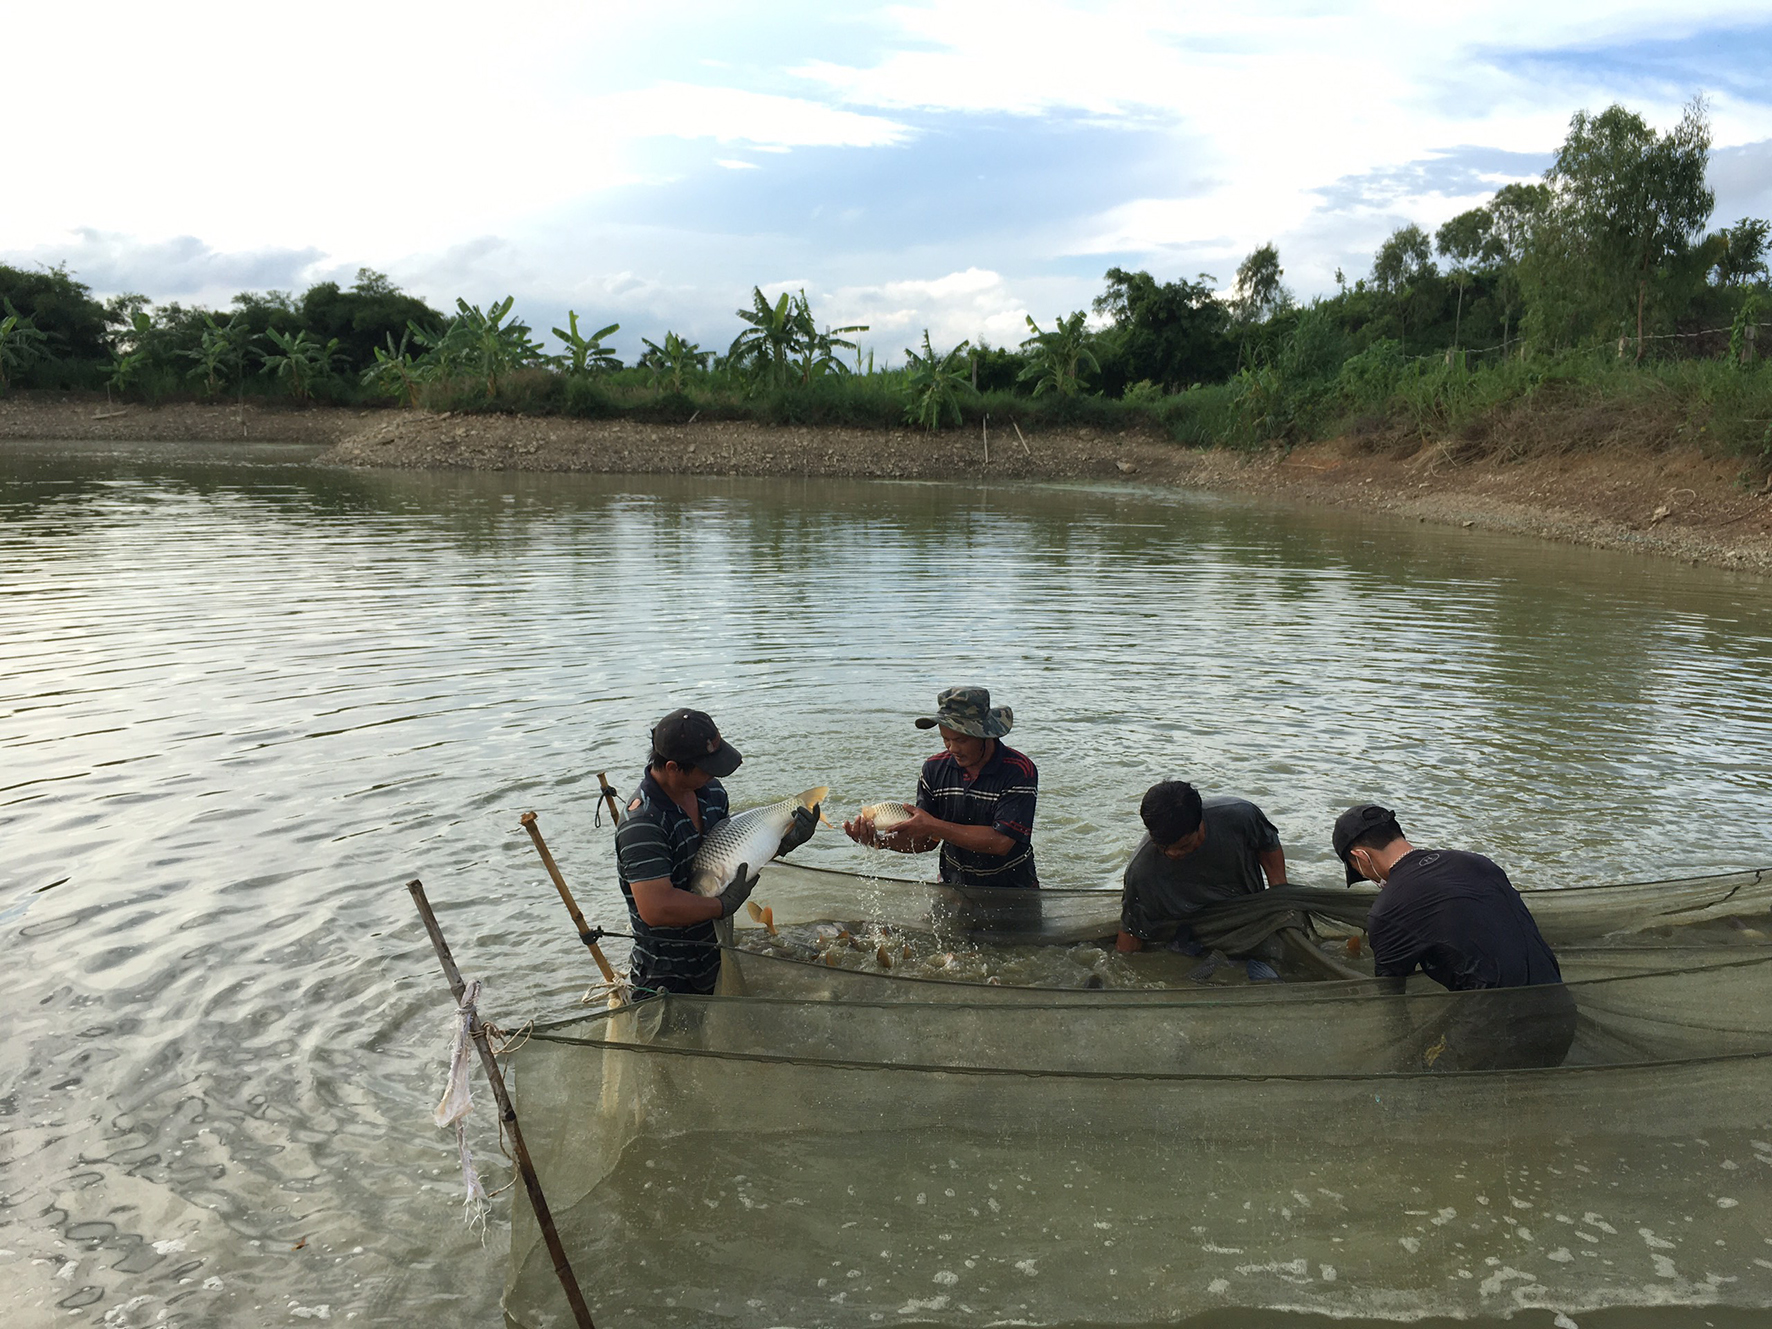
[{"x1": 2, "y1": 439, "x2": 1770, "y2": 1327}]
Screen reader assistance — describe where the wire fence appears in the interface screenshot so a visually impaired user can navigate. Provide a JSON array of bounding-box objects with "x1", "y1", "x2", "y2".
[{"x1": 1412, "y1": 319, "x2": 1771, "y2": 367}]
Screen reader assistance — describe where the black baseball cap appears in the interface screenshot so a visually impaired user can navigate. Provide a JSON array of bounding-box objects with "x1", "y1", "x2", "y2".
[
  {"x1": 651, "y1": 708, "x2": 742, "y2": 778},
  {"x1": 1332, "y1": 804, "x2": 1401, "y2": 885}
]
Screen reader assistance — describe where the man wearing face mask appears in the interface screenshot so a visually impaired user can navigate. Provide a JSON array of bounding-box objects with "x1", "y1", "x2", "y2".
[
  {"x1": 1332, "y1": 803, "x2": 1578, "y2": 1069},
  {"x1": 842, "y1": 686, "x2": 1038, "y2": 890},
  {"x1": 1117, "y1": 780, "x2": 1291, "y2": 979}
]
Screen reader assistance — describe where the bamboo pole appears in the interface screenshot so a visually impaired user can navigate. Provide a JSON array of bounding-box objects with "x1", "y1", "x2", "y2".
[
  {"x1": 520, "y1": 810, "x2": 618, "y2": 986},
  {"x1": 405, "y1": 879, "x2": 597, "y2": 1329},
  {"x1": 1012, "y1": 420, "x2": 1031, "y2": 456}
]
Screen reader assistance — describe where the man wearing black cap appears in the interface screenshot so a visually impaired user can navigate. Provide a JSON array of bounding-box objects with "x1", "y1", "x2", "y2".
[
  {"x1": 614, "y1": 708, "x2": 814, "y2": 997},
  {"x1": 1333, "y1": 804, "x2": 1578, "y2": 1069},
  {"x1": 843, "y1": 686, "x2": 1038, "y2": 890}
]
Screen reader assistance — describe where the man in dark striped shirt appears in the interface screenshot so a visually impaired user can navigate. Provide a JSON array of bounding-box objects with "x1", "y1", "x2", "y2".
[
  {"x1": 843, "y1": 686, "x2": 1039, "y2": 890},
  {"x1": 614, "y1": 708, "x2": 764, "y2": 997}
]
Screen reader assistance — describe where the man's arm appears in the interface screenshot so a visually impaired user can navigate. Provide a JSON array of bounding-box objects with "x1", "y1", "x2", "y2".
[
  {"x1": 1258, "y1": 846, "x2": 1288, "y2": 887},
  {"x1": 890, "y1": 807, "x2": 1016, "y2": 855},
  {"x1": 842, "y1": 812, "x2": 940, "y2": 853},
  {"x1": 1117, "y1": 842, "x2": 1153, "y2": 952},
  {"x1": 1367, "y1": 909, "x2": 1417, "y2": 978},
  {"x1": 629, "y1": 876, "x2": 726, "y2": 928}
]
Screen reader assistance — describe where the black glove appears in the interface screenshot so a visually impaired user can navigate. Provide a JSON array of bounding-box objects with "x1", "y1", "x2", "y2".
[
  {"x1": 774, "y1": 803, "x2": 819, "y2": 859},
  {"x1": 717, "y1": 862, "x2": 761, "y2": 919}
]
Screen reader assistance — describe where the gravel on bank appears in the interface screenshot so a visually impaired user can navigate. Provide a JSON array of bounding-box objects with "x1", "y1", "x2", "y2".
[{"x1": 6, "y1": 396, "x2": 1769, "y2": 573}]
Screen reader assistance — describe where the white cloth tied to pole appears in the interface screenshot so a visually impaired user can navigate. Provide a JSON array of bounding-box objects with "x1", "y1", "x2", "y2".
[{"x1": 436, "y1": 979, "x2": 490, "y2": 1220}]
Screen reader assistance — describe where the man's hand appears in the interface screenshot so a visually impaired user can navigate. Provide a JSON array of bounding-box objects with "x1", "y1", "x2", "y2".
[
  {"x1": 1115, "y1": 929, "x2": 1146, "y2": 954},
  {"x1": 843, "y1": 810, "x2": 940, "y2": 853},
  {"x1": 842, "y1": 813, "x2": 882, "y2": 847},
  {"x1": 716, "y1": 862, "x2": 761, "y2": 919},
  {"x1": 775, "y1": 804, "x2": 819, "y2": 859}
]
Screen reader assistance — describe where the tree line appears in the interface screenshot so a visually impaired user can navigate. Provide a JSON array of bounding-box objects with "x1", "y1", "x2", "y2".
[{"x1": 1, "y1": 98, "x2": 1766, "y2": 450}]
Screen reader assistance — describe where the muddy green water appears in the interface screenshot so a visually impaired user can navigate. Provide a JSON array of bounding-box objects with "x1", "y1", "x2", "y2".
[{"x1": 2, "y1": 440, "x2": 1769, "y2": 1327}]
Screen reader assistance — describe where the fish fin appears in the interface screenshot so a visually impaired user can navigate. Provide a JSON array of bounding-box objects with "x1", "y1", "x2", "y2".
[
  {"x1": 762, "y1": 905, "x2": 777, "y2": 936},
  {"x1": 796, "y1": 785, "x2": 830, "y2": 810},
  {"x1": 745, "y1": 900, "x2": 764, "y2": 923}
]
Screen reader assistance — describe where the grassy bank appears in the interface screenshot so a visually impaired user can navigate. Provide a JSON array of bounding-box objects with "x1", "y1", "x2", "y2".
[{"x1": 408, "y1": 349, "x2": 1772, "y2": 478}]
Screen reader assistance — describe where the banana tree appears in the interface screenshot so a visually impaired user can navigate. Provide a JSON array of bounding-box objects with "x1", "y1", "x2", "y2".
[
  {"x1": 1018, "y1": 311, "x2": 1100, "y2": 398},
  {"x1": 789, "y1": 294, "x2": 866, "y2": 384},
  {"x1": 728, "y1": 287, "x2": 800, "y2": 390},
  {"x1": 259, "y1": 327, "x2": 344, "y2": 402},
  {"x1": 640, "y1": 331, "x2": 711, "y2": 394},
  {"x1": 902, "y1": 331, "x2": 973, "y2": 431},
  {"x1": 0, "y1": 299, "x2": 49, "y2": 392},
  {"x1": 362, "y1": 329, "x2": 428, "y2": 406},
  {"x1": 444, "y1": 296, "x2": 546, "y2": 398},
  {"x1": 179, "y1": 314, "x2": 248, "y2": 398},
  {"x1": 552, "y1": 311, "x2": 621, "y2": 376}
]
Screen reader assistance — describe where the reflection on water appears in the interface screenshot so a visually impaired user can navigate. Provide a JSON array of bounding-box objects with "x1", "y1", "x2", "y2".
[{"x1": 1, "y1": 439, "x2": 1770, "y2": 1325}]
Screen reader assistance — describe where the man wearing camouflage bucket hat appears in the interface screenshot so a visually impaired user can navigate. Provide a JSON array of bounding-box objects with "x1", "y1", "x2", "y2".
[{"x1": 843, "y1": 686, "x2": 1039, "y2": 890}]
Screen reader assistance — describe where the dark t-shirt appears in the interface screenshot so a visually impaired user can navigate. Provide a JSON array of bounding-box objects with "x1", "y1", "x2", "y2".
[
  {"x1": 917, "y1": 741, "x2": 1038, "y2": 889},
  {"x1": 614, "y1": 769, "x2": 730, "y2": 996},
  {"x1": 1367, "y1": 848, "x2": 1563, "y2": 991},
  {"x1": 1120, "y1": 796, "x2": 1281, "y2": 939}
]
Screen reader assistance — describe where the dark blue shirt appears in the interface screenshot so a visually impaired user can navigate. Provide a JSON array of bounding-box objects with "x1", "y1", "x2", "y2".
[
  {"x1": 614, "y1": 769, "x2": 730, "y2": 996},
  {"x1": 917, "y1": 741, "x2": 1038, "y2": 890},
  {"x1": 1368, "y1": 848, "x2": 1563, "y2": 991}
]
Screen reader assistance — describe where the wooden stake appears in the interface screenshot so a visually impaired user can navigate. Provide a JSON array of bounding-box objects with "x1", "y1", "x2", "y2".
[
  {"x1": 982, "y1": 415, "x2": 989, "y2": 464},
  {"x1": 1011, "y1": 420, "x2": 1031, "y2": 456},
  {"x1": 406, "y1": 879, "x2": 598, "y2": 1329},
  {"x1": 520, "y1": 811, "x2": 618, "y2": 986}
]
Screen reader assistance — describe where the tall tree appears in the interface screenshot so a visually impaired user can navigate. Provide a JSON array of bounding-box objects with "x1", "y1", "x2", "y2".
[
  {"x1": 1371, "y1": 225, "x2": 1436, "y2": 354},
  {"x1": 1713, "y1": 217, "x2": 1770, "y2": 287},
  {"x1": 1534, "y1": 98, "x2": 1713, "y2": 358},
  {"x1": 1434, "y1": 210, "x2": 1495, "y2": 351},
  {"x1": 1093, "y1": 267, "x2": 1234, "y2": 390},
  {"x1": 1232, "y1": 244, "x2": 1288, "y2": 323}
]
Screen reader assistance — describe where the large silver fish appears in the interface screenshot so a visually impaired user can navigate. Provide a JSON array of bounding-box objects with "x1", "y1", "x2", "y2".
[{"x1": 689, "y1": 785, "x2": 829, "y2": 896}]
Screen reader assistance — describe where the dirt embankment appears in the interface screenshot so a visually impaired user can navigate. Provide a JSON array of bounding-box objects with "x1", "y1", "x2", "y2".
[
  {"x1": 6, "y1": 396, "x2": 1770, "y2": 572},
  {"x1": 0, "y1": 395, "x2": 364, "y2": 445}
]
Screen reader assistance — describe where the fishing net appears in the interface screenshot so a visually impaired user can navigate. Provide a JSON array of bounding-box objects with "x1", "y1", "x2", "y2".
[
  {"x1": 504, "y1": 954, "x2": 1772, "y2": 1327},
  {"x1": 717, "y1": 864, "x2": 1772, "y2": 997}
]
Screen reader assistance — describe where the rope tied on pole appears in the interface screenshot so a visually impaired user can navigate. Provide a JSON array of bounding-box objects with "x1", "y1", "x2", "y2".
[{"x1": 593, "y1": 779, "x2": 621, "y2": 828}]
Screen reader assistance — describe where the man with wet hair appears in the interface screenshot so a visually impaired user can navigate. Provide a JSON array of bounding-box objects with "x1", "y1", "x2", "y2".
[
  {"x1": 615, "y1": 707, "x2": 815, "y2": 998},
  {"x1": 1118, "y1": 780, "x2": 1290, "y2": 977},
  {"x1": 843, "y1": 686, "x2": 1038, "y2": 890},
  {"x1": 1332, "y1": 804, "x2": 1577, "y2": 1070}
]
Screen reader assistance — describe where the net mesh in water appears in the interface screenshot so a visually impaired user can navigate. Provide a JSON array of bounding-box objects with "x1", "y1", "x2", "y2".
[
  {"x1": 504, "y1": 954, "x2": 1772, "y2": 1327},
  {"x1": 718, "y1": 865, "x2": 1772, "y2": 998},
  {"x1": 737, "y1": 862, "x2": 1772, "y2": 942}
]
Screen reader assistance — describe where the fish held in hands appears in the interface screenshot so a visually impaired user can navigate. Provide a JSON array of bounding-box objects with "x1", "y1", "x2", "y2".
[
  {"x1": 857, "y1": 802, "x2": 917, "y2": 837},
  {"x1": 689, "y1": 786, "x2": 829, "y2": 896}
]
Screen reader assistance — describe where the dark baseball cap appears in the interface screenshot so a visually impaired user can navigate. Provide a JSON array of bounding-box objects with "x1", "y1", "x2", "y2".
[
  {"x1": 651, "y1": 708, "x2": 742, "y2": 778},
  {"x1": 1332, "y1": 804, "x2": 1401, "y2": 885}
]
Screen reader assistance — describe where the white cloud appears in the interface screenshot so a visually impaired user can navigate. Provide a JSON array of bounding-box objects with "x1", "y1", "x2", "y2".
[
  {"x1": 796, "y1": 0, "x2": 1772, "y2": 266},
  {"x1": 594, "y1": 82, "x2": 911, "y2": 149},
  {"x1": 715, "y1": 159, "x2": 762, "y2": 170},
  {"x1": 823, "y1": 268, "x2": 1032, "y2": 353}
]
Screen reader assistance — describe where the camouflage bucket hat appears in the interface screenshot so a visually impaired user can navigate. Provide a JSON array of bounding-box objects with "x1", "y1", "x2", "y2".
[{"x1": 913, "y1": 686, "x2": 1013, "y2": 738}]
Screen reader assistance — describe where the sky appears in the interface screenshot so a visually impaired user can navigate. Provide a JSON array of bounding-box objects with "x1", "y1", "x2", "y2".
[{"x1": 7, "y1": 1, "x2": 1772, "y2": 362}]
